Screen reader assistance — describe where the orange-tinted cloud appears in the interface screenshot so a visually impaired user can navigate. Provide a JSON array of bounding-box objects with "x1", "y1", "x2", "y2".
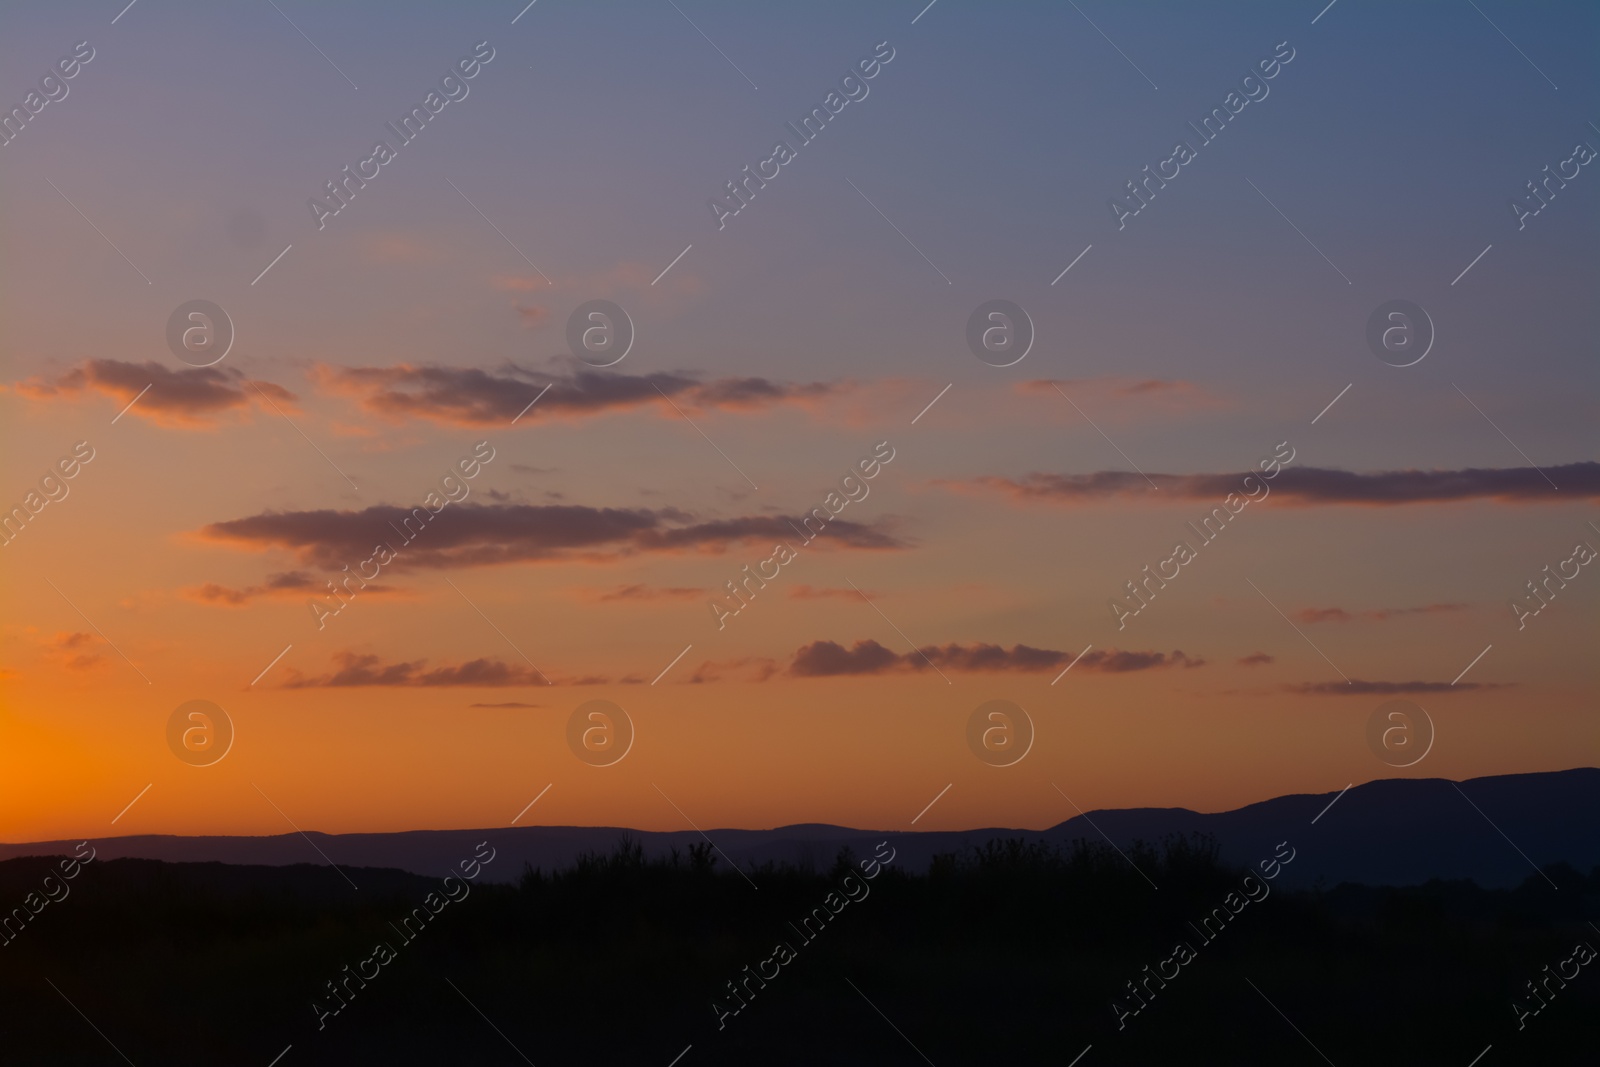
[
  {"x1": 13, "y1": 360, "x2": 296, "y2": 428},
  {"x1": 310, "y1": 362, "x2": 843, "y2": 428},
  {"x1": 1293, "y1": 604, "x2": 1469, "y2": 624},
  {"x1": 1296, "y1": 608, "x2": 1353, "y2": 624},
  {"x1": 491, "y1": 275, "x2": 543, "y2": 292},
  {"x1": 48, "y1": 631, "x2": 104, "y2": 672},
  {"x1": 947, "y1": 464, "x2": 1599, "y2": 506},
  {"x1": 1018, "y1": 376, "x2": 1230, "y2": 416},
  {"x1": 197, "y1": 503, "x2": 904, "y2": 570},
  {"x1": 788, "y1": 584, "x2": 877, "y2": 600},
  {"x1": 786, "y1": 640, "x2": 1203, "y2": 677},
  {"x1": 514, "y1": 304, "x2": 551, "y2": 329},
  {"x1": 686, "y1": 656, "x2": 781, "y2": 684},
  {"x1": 282, "y1": 652, "x2": 547, "y2": 688},
  {"x1": 569, "y1": 584, "x2": 705, "y2": 603},
  {"x1": 1282, "y1": 680, "x2": 1509, "y2": 695},
  {"x1": 511, "y1": 260, "x2": 703, "y2": 301},
  {"x1": 1237, "y1": 652, "x2": 1275, "y2": 666},
  {"x1": 362, "y1": 233, "x2": 430, "y2": 263},
  {"x1": 181, "y1": 571, "x2": 404, "y2": 607}
]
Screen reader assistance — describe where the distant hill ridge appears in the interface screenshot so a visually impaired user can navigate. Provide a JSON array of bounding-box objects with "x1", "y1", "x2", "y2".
[{"x1": 4, "y1": 768, "x2": 1594, "y2": 889}]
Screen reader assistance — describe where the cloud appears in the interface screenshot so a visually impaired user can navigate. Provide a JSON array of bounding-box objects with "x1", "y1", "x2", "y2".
[
  {"x1": 181, "y1": 571, "x2": 404, "y2": 606},
  {"x1": 570, "y1": 584, "x2": 705, "y2": 603},
  {"x1": 1295, "y1": 608, "x2": 1353, "y2": 624},
  {"x1": 786, "y1": 639, "x2": 1203, "y2": 677},
  {"x1": 491, "y1": 275, "x2": 543, "y2": 292},
  {"x1": 1078, "y1": 648, "x2": 1206, "y2": 673},
  {"x1": 1282, "y1": 680, "x2": 1510, "y2": 695},
  {"x1": 492, "y1": 260, "x2": 702, "y2": 301},
  {"x1": 1237, "y1": 652, "x2": 1275, "y2": 667},
  {"x1": 686, "y1": 656, "x2": 781, "y2": 684},
  {"x1": 789, "y1": 639, "x2": 902, "y2": 677},
  {"x1": 789, "y1": 584, "x2": 877, "y2": 600},
  {"x1": 946, "y1": 464, "x2": 1600, "y2": 506},
  {"x1": 49, "y1": 631, "x2": 104, "y2": 671},
  {"x1": 12, "y1": 360, "x2": 297, "y2": 428},
  {"x1": 1294, "y1": 604, "x2": 1469, "y2": 623},
  {"x1": 310, "y1": 362, "x2": 843, "y2": 428},
  {"x1": 282, "y1": 652, "x2": 548, "y2": 688},
  {"x1": 197, "y1": 503, "x2": 904, "y2": 570},
  {"x1": 514, "y1": 303, "x2": 551, "y2": 329},
  {"x1": 362, "y1": 233, "x2": 429, "y2": 263},
  {"x1": 1018, "y1": 377, "x2": 1230, "y2": 416}
]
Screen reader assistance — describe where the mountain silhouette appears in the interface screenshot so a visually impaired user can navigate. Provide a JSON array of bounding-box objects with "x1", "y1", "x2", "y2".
[{"x1": 5, "y1": 768, "x2": 1593, "y2": 889}]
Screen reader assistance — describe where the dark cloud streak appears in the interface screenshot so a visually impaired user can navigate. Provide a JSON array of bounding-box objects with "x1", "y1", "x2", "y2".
[
  {"x1": 313, "y1": 363, "x2": 843, "y2": 427},
  {"x1": 13, "y1": 360, "x2": 296, "y2": 427},
  {"x1": 198, "y1": 503, "x2": 903, "y2": 569},
  {"x1": 950, "y1": 463, "x2": 1599, "y2": 506},
  {"x1": 1283, "y1": 679, "x2": 1510, "y2": 695},
  {"x1": 786, "y1": 639, "x2": 1204, "y2": 677}
]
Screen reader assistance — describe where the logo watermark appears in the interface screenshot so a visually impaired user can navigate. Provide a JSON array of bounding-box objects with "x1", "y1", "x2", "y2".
[
  {"x1": 1364, "y1": 300, "x2": 1433, "y2": 368},
  {"x1": 0, "y1": 40, "x2": 95, "y2": 149},
  {"x1": 966, "y1": 699, "x2": 1034, "y2": 767},
  {"x1": 710, "y1": 441, "x2": 896, "y2": 631},
  {"x1": 1510, "y1": 137, "x2": 1595, "y2": 230},
  {"x1": 1511, "y1": 524, "x2": 1596, "y2": 631},
  {"x1": 1111, "y1": 441, "x2": 1296, "y2": 629},
  {"x1": 1108, "y1": 41, "x2": 1296, "y2": 230},
  {"x1": 309, "y1": 42, "x2": 497, "y2": 230},
  {"x1": 965, "y1": 300, "x2": 1034, "y2": 368},
  {"x1": 1112, "y1": 841, "x2": 1296, "y2": 1030},
  {"x1": 311, "y1": 441, "x2": 497, "y2": 631},
  {"x1": 167, "y1": 699, "x2": 235, "y2": 767},
  {"x1": 1365, "y1": 699, "x2": 1433, "y2": 768},
  {"x1": 712, "y1": 840, "x2": 896, "y2": 1030},
  {"x1": 565, "y1": 299, "x2": 634, "y2": 367},
  {"x1": 166, "y1": 300, "x2": 235, "y2": 368},
  {"x1": 567, "y1": 700, "x2": 634, "y2": 767},
  {"x1": 0, "y1": 841, "x2": 95, "y2": 948},
  {"x1": 708, "y1": 41, "x2": 896, "y2": 231},
  {"x1": 312, "y1": 841, "x2": 496, "y2": 1030},
  {"x1": 0, "y1": 440, "x2": 95, "y2": 550}
]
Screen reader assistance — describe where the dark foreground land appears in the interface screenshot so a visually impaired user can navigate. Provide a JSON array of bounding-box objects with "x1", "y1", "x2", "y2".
[{"x1": 1, "y1": 836, "x2": 1595, "y2": 1065}]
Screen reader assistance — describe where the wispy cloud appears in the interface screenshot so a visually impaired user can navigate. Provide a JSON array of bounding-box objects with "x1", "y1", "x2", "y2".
[
  {"x1": 49, "y1": 631, "x2": 105, "y2": 672},
  {"x1": 569, "y1": 584, "x2": 705, "y2": 603},
  {"x1": 788, "y1": 584, "x2": 880, "y2": 600},
  {"x1": 945, "y1": 464, "x2": 1598, "y2": 506},
  {"x1": 786, "y1": 640, "x2": 1204, "y2": 677},
  {"x1": 686, "y1": 656, "x2": 781, "y2": 684},
  {"x1": 312, "y1": 362, "x2": 844, "y2": 428},
  {"x1": 197, "y1": 503, "x2": 904, "y2": 570},
  {"x1": 181, "y1": 571, "x2": 404, "y2": 606},
  {"x1": 1282, "y1": 679, "x2": 1510, "y2": 695},
  {"x1": 513, "y1": 303, "x2": 552, "y2": 329},
  {"x1": 283, "y1": 652, "x2": 546, "y2": 688},
  {"x1": 1293, "y1": 604, "x2": 1470, "y2": 624},
  {"x1": 361, "y1": 233, "x2": 431, "y2": 263},
  {"x1": 1018, "y1": 376, "x2": 1230, "y2": 417}
]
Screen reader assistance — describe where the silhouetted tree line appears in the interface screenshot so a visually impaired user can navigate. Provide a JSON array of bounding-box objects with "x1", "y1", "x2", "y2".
[{"x1": 0, "y1": 835, "x2": 1593, "y2": 1065}]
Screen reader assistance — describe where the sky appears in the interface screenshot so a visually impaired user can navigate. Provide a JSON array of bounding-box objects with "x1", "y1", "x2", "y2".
[{"x1": 1, "y1": 0, "x2": 1595, "y2": 844}]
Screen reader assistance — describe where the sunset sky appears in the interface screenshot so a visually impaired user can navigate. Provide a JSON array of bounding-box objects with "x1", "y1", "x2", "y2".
[{"x1": 2, "y1": 0, "x2": 1595, "y2": 844}]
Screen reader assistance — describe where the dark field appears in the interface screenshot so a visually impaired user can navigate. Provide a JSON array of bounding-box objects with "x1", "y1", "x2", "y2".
[{"x1": 2, "y1": 836, "x2": 1594, "y2": 1065}]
